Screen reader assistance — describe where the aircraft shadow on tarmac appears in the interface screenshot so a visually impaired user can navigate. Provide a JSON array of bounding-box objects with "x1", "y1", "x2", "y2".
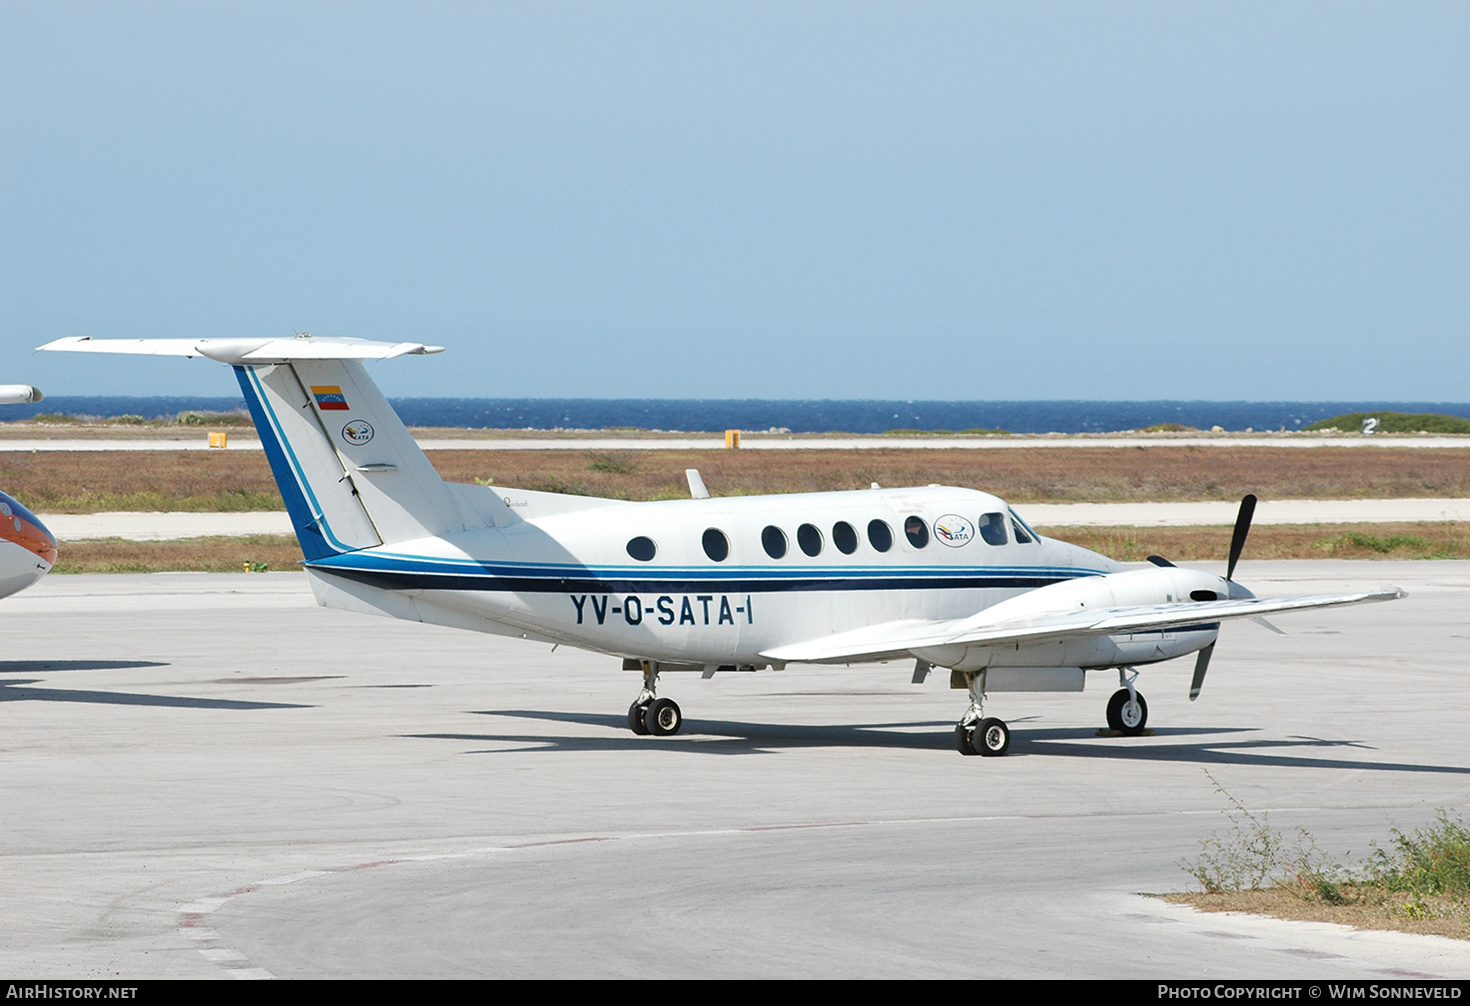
[
  {"x1": 0, "y1": 659, "x2": 168, "y2": 673},
  {"x1": 406, "y1": 709, "x2": 1470, "y2": 775},
  {"x1": 0, "y1": 677, "x2": 310, "y2": 710}
]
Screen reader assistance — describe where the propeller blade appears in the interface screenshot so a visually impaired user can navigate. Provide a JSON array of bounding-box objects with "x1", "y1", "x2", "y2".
[
  {"x1": 1189, "y1": 642, "x2": 1215, "y2": 701},
  {"x1": 1250, "y1": 615, "x2": 1287, "y2": 636},
  {"x1": 1226, "y1": 494, "x2": 1257, "y2": 581}
]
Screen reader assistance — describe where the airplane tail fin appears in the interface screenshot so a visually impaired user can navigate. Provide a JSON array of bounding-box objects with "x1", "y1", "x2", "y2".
[
  {"x1": 235, "y1": 357, "x2": 473, "y2": 559},
  {"x1": 38, "y1": 336, "x2": 507, "y2": 560}
]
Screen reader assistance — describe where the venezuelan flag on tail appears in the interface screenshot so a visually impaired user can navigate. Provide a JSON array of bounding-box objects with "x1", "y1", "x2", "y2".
[{"x1": 311, "y1": 386, "x2": 350, "y2": 411}]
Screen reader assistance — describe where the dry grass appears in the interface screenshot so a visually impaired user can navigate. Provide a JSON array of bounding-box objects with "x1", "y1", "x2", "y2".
[
  {"x1": 0, "y1": 451, "x2": 280, "y2": 512},
  {"x1": 1162, "y1": 889, "x2": 1470, "y2": 941},
  {"x1": 1172, "y1": 777, "x2": 1470, "y2": 941},
  {"x1": 433, "y1": 446, "x2": 1470, "y2": 503},
  {"x1": 1038, "y1": 522, "x2": 1470, "y2": 562},
  {"x1": 5, "y1": 446, "x2": 1470, "y2": 513},
  {"x1": 52, "y1": 536, "x2": 305, "y2": 574}
]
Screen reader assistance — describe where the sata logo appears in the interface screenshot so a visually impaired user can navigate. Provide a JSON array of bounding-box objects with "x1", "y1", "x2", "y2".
[
  {"x1": 341, "y1": 420, "x2": 375, "y2": 446},
  {"x1": 934, "y1": 514, "x2": 974, "y2": 547}
]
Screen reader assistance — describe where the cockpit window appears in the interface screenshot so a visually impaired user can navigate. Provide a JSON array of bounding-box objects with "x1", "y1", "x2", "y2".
[
  {"x1": 1010, "y1": 518, "x2": 1034, "y2": 544},
  {"x1": 904, "y1": 516, "x2": 929, "y2": 548},
  {"x1": 1008, "y1": 507, "x2": 1040, "y2": 543},
  {"x1": 978, "y1": 512, "x2": 1008, "y2": 546}
]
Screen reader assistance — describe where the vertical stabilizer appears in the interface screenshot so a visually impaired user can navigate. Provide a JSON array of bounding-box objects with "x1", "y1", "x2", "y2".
[{"x1": 236, "y1": 359, "x2": 474, "y2": 557}]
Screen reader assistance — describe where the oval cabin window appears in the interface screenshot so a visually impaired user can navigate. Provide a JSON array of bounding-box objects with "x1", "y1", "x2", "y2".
[
  {"x1": 797, "y1": 523, "x2": 823, "y2": 557},
  {"x1": 904, "y1": 516, "x2": 930, "y2": 548},
  {"x1": 867, "y1": 519, "x2": 893, "y2": 552},
  {"x1": 761, "y1": 525, "x2": 788, "y2": 559},
  {"x1": 702, "y1": 528, "x2": 730, "y2": 562}
]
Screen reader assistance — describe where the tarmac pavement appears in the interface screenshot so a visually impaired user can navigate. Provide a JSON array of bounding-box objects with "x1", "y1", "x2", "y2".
[{"x1": 0, "y1": 562, "x2": 1466, "y2": 978}]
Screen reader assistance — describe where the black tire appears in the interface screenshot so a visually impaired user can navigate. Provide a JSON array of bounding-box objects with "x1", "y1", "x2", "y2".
[
  {"x1": 644, "y1": 697, "x2": 682, "y2": 736},
  {"x1": 1106, "y1": 688, "x2": 1148, "y2": 736},
  {"x1": 628, "y1": 701, "x2": 650, "y2": 735},
  {"x1": 955, "y1": 724, "x2": 978, "y2": 755},
  {"x1": 976, "y1": 717, "x2": 1010, "y2": 757}
]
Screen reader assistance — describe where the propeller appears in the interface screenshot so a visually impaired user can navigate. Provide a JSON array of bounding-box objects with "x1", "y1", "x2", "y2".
[
  {"x1": 1190, "y1": 493, "x2": 1257, "y2": 702},
  {"x1": 1189, "y1": 642, "x2": 1214, "y2": 700},
  {"x1": 1226, "y1": 493, "x2": 1257, "y2": 583}
]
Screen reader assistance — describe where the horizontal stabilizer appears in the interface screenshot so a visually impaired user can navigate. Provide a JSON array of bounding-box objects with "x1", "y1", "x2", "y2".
[{"x1": 37, "y1": 336, "x2": 444, "y2": 365}]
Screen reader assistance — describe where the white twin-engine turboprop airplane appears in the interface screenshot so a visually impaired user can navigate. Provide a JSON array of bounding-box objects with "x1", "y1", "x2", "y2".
[{"x1": 40, "y1": 335, "x2": 1404, "y2": 756}]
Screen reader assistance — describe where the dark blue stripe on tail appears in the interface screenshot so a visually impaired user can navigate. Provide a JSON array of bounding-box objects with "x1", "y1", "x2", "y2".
[{"x1": 233, "y1": 365, "x2": 342, "y2": 561}]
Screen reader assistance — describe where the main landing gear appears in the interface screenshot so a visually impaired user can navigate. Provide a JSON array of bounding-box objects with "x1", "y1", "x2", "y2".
[
  {"x1": 954, "y1": 671, "x2": 1010, "y2": 757},
  {"x1": 1105, "y1": 667, "x2": 1148, "y2": 736},
  {"x1": 627, "y1": 660, "x2": 683, "y2": 737}
]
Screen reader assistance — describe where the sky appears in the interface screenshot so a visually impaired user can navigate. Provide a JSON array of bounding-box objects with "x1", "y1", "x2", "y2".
[{"x1": 1, "y1": 2, "x2": 1465, "y2": 401}]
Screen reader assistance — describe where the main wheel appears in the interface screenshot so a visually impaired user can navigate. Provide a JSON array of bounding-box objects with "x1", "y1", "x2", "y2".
[
  {"x1": 976, "y1": 717, "x2": 1010, "y2": 756},
  {"x1": 628, "y1": 701, "x2": 651, "y2": 735},
  {"x1": 644, "y1": 697, "x2": 682, "y2": 736},
  {"x1": 1106, "y1": 688, "x2": 1148, "y2": 736},
  {"x1": 955, "y1": 724, "x2": 978, "y2": 755}
]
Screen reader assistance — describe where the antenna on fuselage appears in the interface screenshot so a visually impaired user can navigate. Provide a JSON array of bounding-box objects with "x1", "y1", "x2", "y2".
[{"x1": 686, "y1": 469, "x2": 710, "y2": 500}]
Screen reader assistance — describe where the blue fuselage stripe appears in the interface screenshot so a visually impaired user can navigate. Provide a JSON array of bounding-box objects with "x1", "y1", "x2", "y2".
[
  {"x1": 233, "y1": 365, "x2": 348, "y2": 560},
  {"x1": 307, "y1": 559, "x2": 1092, "y2": 595}
]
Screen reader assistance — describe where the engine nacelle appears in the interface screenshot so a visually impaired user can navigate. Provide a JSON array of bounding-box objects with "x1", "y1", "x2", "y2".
[
  {"x1": 0, "y1": 385, "x2": 42, "y2": 405},
  {"x1": 915, "y1": 566, "x2": 1234, "y2": 676}
]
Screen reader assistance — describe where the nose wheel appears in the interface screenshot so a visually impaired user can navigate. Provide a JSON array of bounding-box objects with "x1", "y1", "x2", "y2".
[{"x1": 1106, "y1": 687, "x2": 1148, "y2": 735}]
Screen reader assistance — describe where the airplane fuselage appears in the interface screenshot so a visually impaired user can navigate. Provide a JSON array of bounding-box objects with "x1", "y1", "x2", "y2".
[
  {"x1": 0, "y1": 489, "x2": 56, "y2": 600},
  {"x1": 303, "y1": 484, "x2": 1222, "y2": 674}
]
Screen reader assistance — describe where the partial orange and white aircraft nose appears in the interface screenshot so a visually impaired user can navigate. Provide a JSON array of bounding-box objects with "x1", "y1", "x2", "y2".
[{"x1": 0, "y1": 490, "x2": 56, "y2": 599}]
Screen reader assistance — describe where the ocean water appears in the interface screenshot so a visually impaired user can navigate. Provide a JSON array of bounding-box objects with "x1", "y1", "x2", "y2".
[{"x1": 7, "y1": 396, "x2": 1468, "y2": 435}]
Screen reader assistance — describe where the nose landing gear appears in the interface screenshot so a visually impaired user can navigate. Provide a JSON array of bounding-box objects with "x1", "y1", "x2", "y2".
[{"x1": 1106, "y1": 668, "x2": 1148, "y2": 735}]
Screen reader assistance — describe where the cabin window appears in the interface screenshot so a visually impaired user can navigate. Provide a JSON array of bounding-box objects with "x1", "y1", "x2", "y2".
[
  {"x1": 904, "y1": 516, "x2": 930, "y2": 548},
  {"x1": 832, "y1": 521, "x2": 858, "y2": 554},
  {"x1": 978, "y1": 512, "x2": 1008, "y2": 546},
  {"x1": 626, "y1": 536, "x2": 657, "y2": 562},
  {"x1": 867, "y1": 519, "x2": 893, "y2": 552},
  {"x1": 702, "y1": 528, "x2": 730, "y2": 562},
  {"x1": 797, "y1": 523, "x2": 823, "y2": 557},
  {"x1": 761, "y1": 525, "x2": 788, "y2": 559}
]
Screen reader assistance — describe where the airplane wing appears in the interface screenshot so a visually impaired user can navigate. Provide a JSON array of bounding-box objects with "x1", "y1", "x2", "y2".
[
  {"x1": 760, "y1": 589, "x2": 1405, "y2": 665},
  {"x1": 37, "y1": 336, "x2": 444, "y2": 364}
]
